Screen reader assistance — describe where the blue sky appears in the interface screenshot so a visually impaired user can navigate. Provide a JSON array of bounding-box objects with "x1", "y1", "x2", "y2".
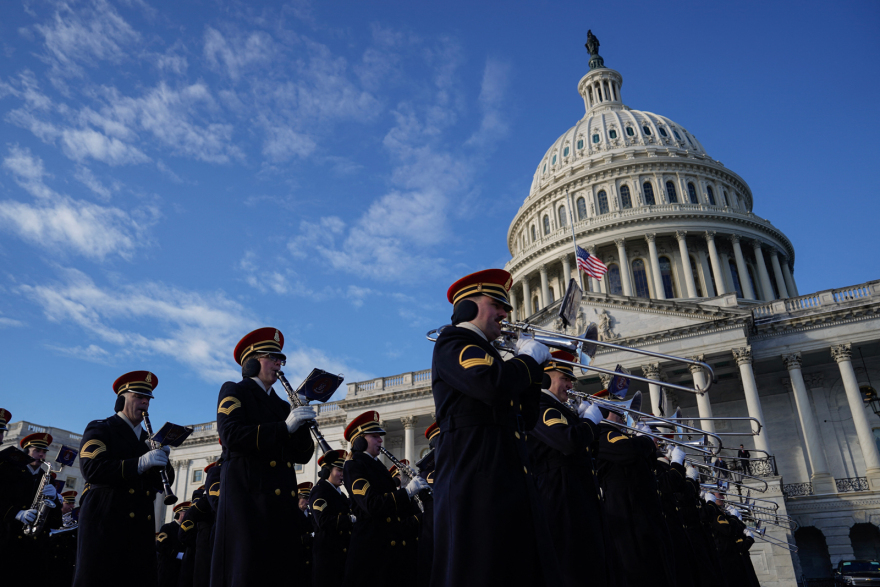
[{"x1": 1, "y1": 0, "x2": 878, "y2": 434}]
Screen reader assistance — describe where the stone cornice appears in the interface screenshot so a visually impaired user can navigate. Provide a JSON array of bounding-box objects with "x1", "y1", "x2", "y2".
[
  {"x1": 338, "y1": 386, "x2": 433, "y2": 411},
  {"x1": 531, "y1": 292, "x2": 750, "y2": 324},
  {"x1": 786, "y1": 491, "x2": 880, "y2": 513},
  {"x1": 751, "y1": 304, "x2": 880, "y2": 340}
]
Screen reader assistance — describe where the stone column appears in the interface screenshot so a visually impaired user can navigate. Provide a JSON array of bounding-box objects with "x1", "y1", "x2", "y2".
[
  {"x1": 783, "y1": 353, "x2": 836, "y2": 494},
  {"x1": 642, "y1": 363, "x2": 665, "y2": 416},
  {"x1": 312, "y1": 444, "x2": 320, "y2": 484},
  {"x1": 539, "y1": 265, "x2": 550, "y2": 309},
  {"x1": 732, "y1": 347, "x2": 771, "y2": 454},
  {"x1": 510, "y1": 285, "x2": 519, "y2": 322},
  {"x1": 588, "y1": 246, "x2": 601, "y2": 293},
  {"x1": 832, "y1": 344, "x2": 880, "y2": 489},
  {"x1": 697, "y1": 250, "x2": 715, "y2": 297},
  {"x1": 782, "y1": 260, "x2": 799, "y2": 297},
  {"x1": 690, "y1": 357, "x2": 716, "y2": 440},
  {"x1": 720, "y1": 252, "x2": 736, "y2": 294},
  {"x1": 768, "y1": 248, "x2": 790, "y2": 299},
  {"x1": 561, "y1": 255, "x2": 572, "y2": 290},
  {"x1": 522, "y1": 278, "x2": 532, "y2": 317},
  {"x1": 730, "y1": 235, "x2": 756, "y2": 299},
  {"x1": 645, "y1": 234, "x2": 665, "y2": 300},
  {"x1": 614, "y1": 239, "x2": 633, "y2": 296},
  {"x1": 402, "y1": 416, "x2": 418, "y2": 464},
  {"x1": 675, "y1": 231, "x2": 698, "y2": 298},
  {"x1": 751, "y1": 240, "x2": 776, "y2": 301},
  {"x1": 705, "y1": 231, "x2": 727, "y2": 295}
]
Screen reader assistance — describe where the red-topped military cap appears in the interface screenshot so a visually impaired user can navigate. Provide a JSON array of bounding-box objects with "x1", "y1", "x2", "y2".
[
  {"x1": 173, "y1": 501, "x2": 192, "y2": 514},
  {"x1": 447, "y1": 269, "x2": 513, "y2": 310},
  {"x1": 545, "y1": 350, "x2": 575, "y2": 377},
  {"x1": 234, "y1": 327, "x2": 285, "y2": 366},
  {"x1": 425, "y1": 422, "x2": 440, "y2": 442},
  {"x1": 344, "y1": 410, "x2": 386, "y2": 443},
  {"x1": 20, "y1": 432, "x2": 52, "y2": 450},
  {"x1": 0, "y1": 408, "x2": 10, "y2": 432},
  {"x1": 203, "y1": 461, "x2": 218, "y2": 474},
  {"x1": 389, "y1": 459, "x2": 410, "y2": 478},
  {"x1": 318, "y1": 449, "x2": 346, "y2": 469},
  {"x1": 297, "y1": 482, "x2": 313, "y2": 497},
  {"x1": 113, "y1": 371, "x2": 158, "y2": 398},
  {"x1": 61, "y1": 490, "x2": 77, "y2": 504}
]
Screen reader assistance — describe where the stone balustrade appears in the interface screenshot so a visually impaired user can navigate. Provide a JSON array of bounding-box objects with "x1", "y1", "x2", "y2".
[{"x1": 752, "y1": 280, "x2": 880, "y2": 322}]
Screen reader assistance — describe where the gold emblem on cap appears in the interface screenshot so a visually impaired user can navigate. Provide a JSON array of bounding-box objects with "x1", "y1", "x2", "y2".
[
  {"x1": 274, "y1": 330, "x2": 280, "y2": 342},
  {"x1": 373, "y1": 412, "x2": 379, "y2": 422},
  {"x1": 145, "y1": 373, "x2": 152, "y2": 383},
  {"x1": 505, "y1": 276, "x2": 512, "y2": 290}
]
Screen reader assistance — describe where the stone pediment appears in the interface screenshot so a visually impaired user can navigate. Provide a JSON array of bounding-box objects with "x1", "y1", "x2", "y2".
[{"x1": 530, "y1": 292, "x2": 750, "y2": 341}]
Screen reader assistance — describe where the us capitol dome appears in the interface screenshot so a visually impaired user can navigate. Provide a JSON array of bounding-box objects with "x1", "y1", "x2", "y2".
[{"x1": 505, "y1": 40, "x2": 797, "y2": 319}]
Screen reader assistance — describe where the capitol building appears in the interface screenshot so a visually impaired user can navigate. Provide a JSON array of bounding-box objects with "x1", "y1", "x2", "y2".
[{"x1": 4, "y1": 40, "x2": 878, "y2": 587}]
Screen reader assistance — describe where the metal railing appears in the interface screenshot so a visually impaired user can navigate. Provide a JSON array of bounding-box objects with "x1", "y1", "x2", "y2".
[
  {"x1": 836, "y1": 477, "x2": 869, "y2": 493},
  {"x1": 782, "y1": 482, "x2": 814, "y2": 497}
]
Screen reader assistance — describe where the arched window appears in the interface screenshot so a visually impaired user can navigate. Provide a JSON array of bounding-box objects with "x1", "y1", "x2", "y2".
[
  {"x1": 543, "y1": 215, "x2": 550, "y2": 235},
  {"x1": 658, "y1": 127, "x2": 668, "y2": 137},
  {"x1": 632, "y1": 259, "x2": 649, "y2": 298},
  {"x1": 531, "y1": 225, "x2": 536, "y2": 242},
  {"x1": 607, "y1": 265, "x2": 623, "y2": 295},
  {"x1": 620, "y1": 185, "x2": 632, "y2": 209},
  {"x1": 687, "y1": 183, "x2": 699, "y2": 204},
  {"x1": 659, "y1": 256, "x2": 676, "y2": 298},
  {"x1": 665, "y1": 181, "x2": 678, "y2": 203},
  {"x1": 850, "y1": 523, "x2": 880, "y2": 561},
  {"x1": 542, "y1": 163, "x2": 547, "y2": 174},
  {"x1": 626, "y1": 126, "x2": 634, "y2": 136},
  {"x1": 729, "y1": 260, "x2": 744, "y2": 298},
  {"x1": 642, "y1": 125, "x2": 652, "y2": 135},
  {"x1": 532, "y1": 296, "x2": 540, "y2": 314},
  {"x1": 689, "y1": 256, "x2": 704, "y2": 297},
  {"x1": 576, "y1": 197, "x2": 587, "y2": 220},
  {"x1": 552, "y1": 154, "x2": 557, "y2": 165},
  {"x1": 723, "y1": 190, "x2": 729, "y2": 207},
  {"x1": 795, "y1": 527, "x2": 833, "y2": 579},
  {"x1": 548, "y1": 287, "x2": 555, "y2": 304},
  {"x1": 707, "y1": 185, "x2": 716, "y2": 205},
  {"x1": 563, "y1": 146, "x2": 570, "y2": 157},
  {"x1": 592, "y1": 134, "x2": 600, "y2": 144},
  {"x1": 643, "y1": 182, "x2": 656, "y2": 205},
  {"x1": 558, "y1": 206, "x2": 566, "y2": 227},
  {"x1": 597, "y1": 190, "x2": 609, "y2": 215},
  {"x1": 577, "y1": 139, "x2": 584, "y2": 150},
  {"x1": 673, "y1": 130, "x2": 682, "y2": 140},
  {"x1": 609, "y1": 129, "x2": 618, "y2": 139}
]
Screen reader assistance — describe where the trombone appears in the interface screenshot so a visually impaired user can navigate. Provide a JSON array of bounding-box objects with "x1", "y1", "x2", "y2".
[
  {"x1": 747, "y1": 523, "x2": 799, "y2": 552},
  {"x1": 692, "y1": 460, "x2": 769, "y2": 492},
  {"x1": 426, "y1": 320, "x2": 715, "y2": 395}
]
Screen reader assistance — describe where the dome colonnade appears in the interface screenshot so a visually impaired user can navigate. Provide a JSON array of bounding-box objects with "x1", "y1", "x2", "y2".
[{"x1": 504, "y1": 52, "x2": 797, "y2": 319}]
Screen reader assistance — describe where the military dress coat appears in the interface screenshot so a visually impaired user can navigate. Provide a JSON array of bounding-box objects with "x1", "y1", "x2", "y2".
[
  {"x1": 430, "y1": 325, "x2": 559, "y2": 587},
  {"x1": 678, "y1": 478, "x2": 723, "y2": 587},
  {"x1": 416, "y1": 451, "x2": 435, "y2": 587},
  {"x1": 156, "y1": 521, "x2": 184, "y2": 587},
  {"x1": 655, "y1": 457, "x2": 697, "y2": 587},
  {"x1": 309, "y1": 478, "x2": 352, "y2": 587},
  {"x1": 595, "y1": 422, "x2": 674, "y2": 587},
  {"x1": 178, "y1": 490, "x2": 203, "y2": 587},
  {"x1": 342, "y1": 451, "x2": 412, "y2": 586},
  {"x1": 186, "y1": 465, "x2": 221, "y2": 587},
  {"x1": 527, "y1": 392, "x2": 606, "y2": 587},
  {"x1": 73, "y1": 414, "x2": 173, "y2": 587},
  {"x1": 210, "y1": 378, "x2": 314, "y2": 587}
]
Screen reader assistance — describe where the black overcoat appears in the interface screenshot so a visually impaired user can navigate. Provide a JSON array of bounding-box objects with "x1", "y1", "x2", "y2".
[
  {"x1": 157, "y1": 520, "x2": 184, "y2": 587},
  {"x1": 655, "y1": 457, "x2": 697, "y2": 587},
  {"x1": 73, "y1": 414, "x2": 172, "y2": 587},
  {"x1": 186, "y1": 465, "x2": 220, "y2": 587},
  {"x1": 48, "y1": 517, "x2": 78, "y2": 585},
  {"x1": 342, "y1": 450, "x2": 411, "y2": 586},
  {"x1": 178, "y1": 498, "x2": 201, "y2": 587},
  {"x1": 416, "y1": 451, "x2": 435, "y2": 587},
  {"x1": 527, "y1": 392, "x2": 606, "y2": 587},
  {"x1": 595, "y1": 422, "x2": 673, "y2": 587},
  {"x1": 309, "y1": 478, "x2": 352, "y2": 587},
  {"x1": 679, "y1": 478, "x2": 723, "y2": 587},
  {"x1": 430, "y1": 325, "x2": 558, "y2": 587},
  {"x1": 210, "y1": 378, "x2": 314, "y2": 587}
]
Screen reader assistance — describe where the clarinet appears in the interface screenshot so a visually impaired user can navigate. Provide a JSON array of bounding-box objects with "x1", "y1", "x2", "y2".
[
  {"x1": 276, "y1": 371, "x2": 332, "y2": 454},
  {"x1": 141, "y1": 411, "x2": 178, "y2": 506},
  {"x1": 380, "y1": 446, "x2": 429, "y2": 513}
]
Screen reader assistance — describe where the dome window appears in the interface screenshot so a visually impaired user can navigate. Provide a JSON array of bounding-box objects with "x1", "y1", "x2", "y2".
[
  {"x1": 658, "y1": 127, "x2": 668, "y2": 137},
  {"x1": 552, "y1": 154, "x2": 557, "y2": 165},
  {"x1": 558, "y1": 206, "x2": 567, "y2": 227},
  {"x1": 687, "y1": 183, "x2": 699, "y2": 204},
  {"x1": 665, "y1": 181, "x2": 678, "y2": 203},
  {"x1": 642, "y1": 126, "x2": 652, "y2": 135},
  {"x1": 643, "y1": 182, "x2": 656, "y2": 205},
  {"x1": 543, "y1": 215, "x2": 551, "y2": 235},
  {"x1": 620, "y1": 185, "x2": 632, "y2": 209},
  {"x1": 607, "y1": 265, "x2": 623, "y2": 295},
  {"x1": 576, "y1": 197, "x2": 587, "y2": 220},
  {"x1": 563, "y1": 146, "x2": 570, "y2": 157},
  {"x1": 686, "y1": 134, "x2": 695, "y2": 147},
  {"x1": 626, "y1": 127, "x2": 634, "y2": 137},
  {"x1": 543, "y1": 163, "x2": 547, "y2": 174},
  {"x1": 577, "y1": 139, "x2": 584, "y2": 150},
  {"x1": 609, "y1": 130, "x2": 618, "y2": 139},
  {"x1": 531, "y1": 225, "x2": 537, "y2": 242},
  {"x1": 673, "y1": 130, "x2": 682, "y2": 141},
  {"x1": 707, "y1": 185, "x2": 716, "y2": 205},
  {"x1": 592, "y1": 134, "x2": 600, "y2": 144},
  {"x1": 632, "y1": 259, "x2": 650, "y2": 298},
  {"x1": 597, "y1": 190, "x2": 609, "y2": 215}
]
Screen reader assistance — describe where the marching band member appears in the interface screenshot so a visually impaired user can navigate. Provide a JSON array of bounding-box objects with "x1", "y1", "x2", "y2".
[
  {"x1": 594, "y1": 392, "x2": 674, "y2": 587},
  {"x1": 296, "y1": 481, "x2": 315, "y2": 584},
  {"x1": 74, "y1": 370, "x2": 174, "y2": 587},
  {"x1": 431, "y1": 269, "x2": 558, "y2": 587},
  {"x1": 342, "y1": 410, "x2": 427, "y2": 586},
  {"x1": 417, "y1": 423, "x2": 438, "y2": 587},
  {"x1": 49, "y1": 490, "x2": 79, "y2": 585},
  {"x1": 210, "y1": 327, "x2": 316, "y2": 587},
  {"x1": 527, "y1": 350, "x2": 607, "y2": 587},
  {"x1": 0, "y1": 407, "x2": 10, "y2": 443},
  {"x1": 679, "y1": 466, "x2": 723, "y2": 586},
  {"x1": 186, "y1": 461, "x2": 220, "y2": 587},
  {"x1": 653, "y1": 437, "x2": 697, "y2": 587},
  {"x1": 158, "y1": 502, "x2": 190, "y2": 587},
  {"x1": 179, "y1": 492, "x2": 201, "y2": 587},
  {"x1": 309, "y1": 449, "x2": 352, "y2": 587}
]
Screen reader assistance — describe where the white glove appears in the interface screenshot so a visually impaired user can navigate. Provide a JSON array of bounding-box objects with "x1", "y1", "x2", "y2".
[
  {"x1": 578, "y1": 402, "x2": 603, "y2": 425},
  {"x1": 42, "y1": 483, "x2": 58, "y2": 500},
  {"x1": 350, "y1": 514, "x2": 357, "y2": 523},
  {"x1": 405, "y1": 475, "x2": 429, "y2": 498},
  {"x1": 667, "y1": 446, "x2": 686, "y2": 466},
  {"x1": 285, "y1": 406, "x2": 317, "y2": 433},
  {"x1": 704, "y1": 492, "x2": 717, "y2": 504},
  {"x1": 744, "y1": 529, "x2": 753, "y2": 539},
  {"x1": 176, "y1": 552, "x2": 184, "y2": 560},
  {"x1": 15, "y1": 509, "x2": 38, "y2": 524},
  {"x1": 514, "y1": 338, "x2": 551, "y2": 364},
  {"x1": 45, "y1": 499, "x2": 56, "y2": 508},
  {"x1": 635, "y1": 422, "x2": 651, "y2": 436},
  {"x1": 297, "y1": 393, "x2": 309, "y2": 405},
  {"x1": 686, "y1": 465, "x2": 699, "y2": 481},
  {"x1": 138, "y1": 448, "x2": 170, "y2": 474}
]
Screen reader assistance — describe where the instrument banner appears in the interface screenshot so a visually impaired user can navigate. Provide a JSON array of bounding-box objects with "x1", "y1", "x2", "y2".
[
  {"x1": 557, "y1": 278, "x2": 583, "y2": 328},
  {"x1": 56, "y1": 445, "x2": 78, "y2": 467},
  {"x1": 299, "y1": 368, "x2": 344, "y2": 403},
  {"x1": 608, "y1": 365, "x2": 629, "y2": 399},
  {"x1": 52, "y1": 478, "x2": 66, "y2": 493},
  {"x1": 150, "y1": 422, "x2": 193, "y2": 447}
]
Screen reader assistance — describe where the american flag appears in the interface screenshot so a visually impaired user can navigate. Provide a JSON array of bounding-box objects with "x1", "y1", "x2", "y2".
[{"x1": 576, "y1": 245, "x2": 608, "y2": 278}]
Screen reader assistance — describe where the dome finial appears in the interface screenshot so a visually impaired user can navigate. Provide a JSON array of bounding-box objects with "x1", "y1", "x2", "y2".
[{"x1": 585, "y1": 29, "x2": 604, "y2": 69}]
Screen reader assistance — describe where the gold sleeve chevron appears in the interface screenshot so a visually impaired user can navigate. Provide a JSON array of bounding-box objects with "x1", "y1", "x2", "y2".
[
  {"x1": 543, "y1": 408, "x2": 568, "y2": 427},
  {"x1": 80, "y1": 439, "x2": 107, "y2": 459},
  {"x1": 352, "y1": 478, "x2": 370, "y2": 496},
  {"x1": 218, "y1": 396, "x2": 242, "y2": 415},
  {"x1": 312, "y1": 498, "x2": 326, "y2": 512},
  {"x1": 607, "y1": 432, "x2": 628, "y2": 444},
  {"x1": 157, "y1": 532, "x2": 168, "y2": 542},
  {"x1": 209, "y1": 482, "x2": 220, "y2": 497},
  {"x1": 458, "y1": 345, "x2": 494, "y2": 369}
]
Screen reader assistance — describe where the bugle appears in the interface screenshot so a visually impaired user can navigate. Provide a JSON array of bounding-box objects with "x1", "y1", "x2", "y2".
[
  {"x1": 277, "y1": 371, "x2": 333, "y2": 454},
  {"x1": 141, "y1": 412, "x2": 178, "y2": 506}
]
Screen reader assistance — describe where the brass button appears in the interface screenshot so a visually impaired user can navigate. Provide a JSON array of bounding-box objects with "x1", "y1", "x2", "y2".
[
  {"x1": 305, "y1": 561, "x2": 310, "y2": 565},
  {"x1": 287, "y1": 462, "x2": 292, "y2": 468},
  {"x1": 129, "y1": 489, "x2": 135, "y2": 494},
  {"x1": 386, "y1": 517, "x2": 391, "y2": 523},
  {"x1": 129, "y1": 512, "x2": 135, "y2": 518},
  {"x1": 523, "y1": 466, "x2": 528, "y2": 474},
  {"x1": 510, "y1": 400, "x2": 514, "y2": 407},
  {"x1": 390, "y1": 540, "x2": 396, "y2": 546},
  {"x1": 525, "y1": 434, "x2": 528, "y2": 441},
  {"x1": 515, "y1": 432, "x2": 521, "y2": 439},
  {"x1": 147, "y1": 515, "x2": 152, "y2": 521},
  {"x1": 343, "y1": 548, "x2": 347, "y2": 553},
  {"x1": 291, "y1": 491, "x2": 296, "y2": 497},
  {"x1": 146, "y1": 491, "x2": 151, "y2": 496},
  {"x1": 275, "y1": 489, "x2": 281, "y2": 496},
  {"x1": 519, "y1": 404, "x2": 522, "y2": 411},
  {"x1": 397, "y1": 517, "x2": 401, "y2": 522},
  {"x1": 402, "y1": 540, "x2": 407, "y2": 546},
  {"x1": 270, "y1": 461, "x2": 276, "y2": 467}
]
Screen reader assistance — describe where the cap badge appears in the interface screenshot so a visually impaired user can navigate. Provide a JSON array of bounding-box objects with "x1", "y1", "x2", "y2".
[
  {"x1": 274, "y1": 330, "x2": 280, "y2": 342},
  {"x1": 373, "y1": 412, "x2": 379, "y2": 422},
  {"x1": 145, "y1": 373, "x2": 152, "y2": 383},
  {"x1": 505, "y1": 276, "x2": 513, "y2": 290}
]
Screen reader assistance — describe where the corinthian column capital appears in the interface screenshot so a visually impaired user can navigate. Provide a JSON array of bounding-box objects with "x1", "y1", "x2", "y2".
[
  {"x1": 675, "y1": 230, "x2": 687, "y2": 242},
  {"x1": 704, "y1": 231, "x2": 716, "y2": 241},
  {"x1": 688, "y1": 355, "x2": 706, "y2": 374},
  {"x1": 782, "y1": 352, "x2": 802, "y2": 370},
  {"x1": 645, "y1": 233, "x2": 656, "y2": 243},
  {"x1": 831, "y1": 343, "x2": 853, "y2": 363},
  {"x1": 401, "y1": 415, "x2": 419, "y2": 429},
  {"x1": 641, "y1": 363, "x2": 661, "y2": 379},
  {"x1": 732, "y1": 346, "x2": 752, "y2": 366}
]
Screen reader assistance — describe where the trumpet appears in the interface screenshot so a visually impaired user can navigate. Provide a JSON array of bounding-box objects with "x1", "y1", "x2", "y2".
[
  {"x1": 141, "y1": 412, "x2": 178, "y2": 506},
  {"x1": 23, "y1": 460, "x2": 54, "y2": 536},
  {"x1": 276, "y1": 371, "x2": 332, "y2": 454}
]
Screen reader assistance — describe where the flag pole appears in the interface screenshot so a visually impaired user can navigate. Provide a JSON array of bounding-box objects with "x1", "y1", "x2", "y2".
[{"x1": 566, "y1": 188, "x2": 586, "y2": 292}]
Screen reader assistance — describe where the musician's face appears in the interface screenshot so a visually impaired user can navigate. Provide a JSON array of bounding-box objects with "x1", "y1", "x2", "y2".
[
  {"x1": 364, "y1": 433, "x2": 383, "y2": 457},
  {"x1": 62, "y1": 503, "x2": 74, "y2": 514},
  {"x1": 257, "y1": 355, "x2": 282, "y2": 385},
  {"x1": 606, "y1": 411, "x2": 623, "y2": 424},
  {"x1": 328, "y1": 466, "x2": 344, "y2": 487},
  {"x1": 27, "y1": 447, "x2": 47, "y2": 461},
  {"x1": 548, "y1": 371, "x2": 574, "y2": 394},
  {"x1": 123, "y1": 393, "x2": 151, "y2": 423},
  {"x1": 298, "y1": 497, "x2": 308, "y2": 511},
  {"x1": 471, "y1": 295, "x2": 509, "y2": 340}
]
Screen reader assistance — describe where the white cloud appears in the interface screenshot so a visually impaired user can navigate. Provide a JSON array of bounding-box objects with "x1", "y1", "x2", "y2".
[
  {"x1": 203, "y1": 26, "x2": 276, "y2": 82},
  {"x1": 60, "y1": 127, "x2": 150, "y2": 165},
  {"x1": 0, "y1": 316, "x2": 24, "y2": 328},
  {"x1": 74, "y1": 166, "x2": 113, "y2": 199},
  {"x1": 466, "y1": 58, "x2": 511, "y2": 147}
]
